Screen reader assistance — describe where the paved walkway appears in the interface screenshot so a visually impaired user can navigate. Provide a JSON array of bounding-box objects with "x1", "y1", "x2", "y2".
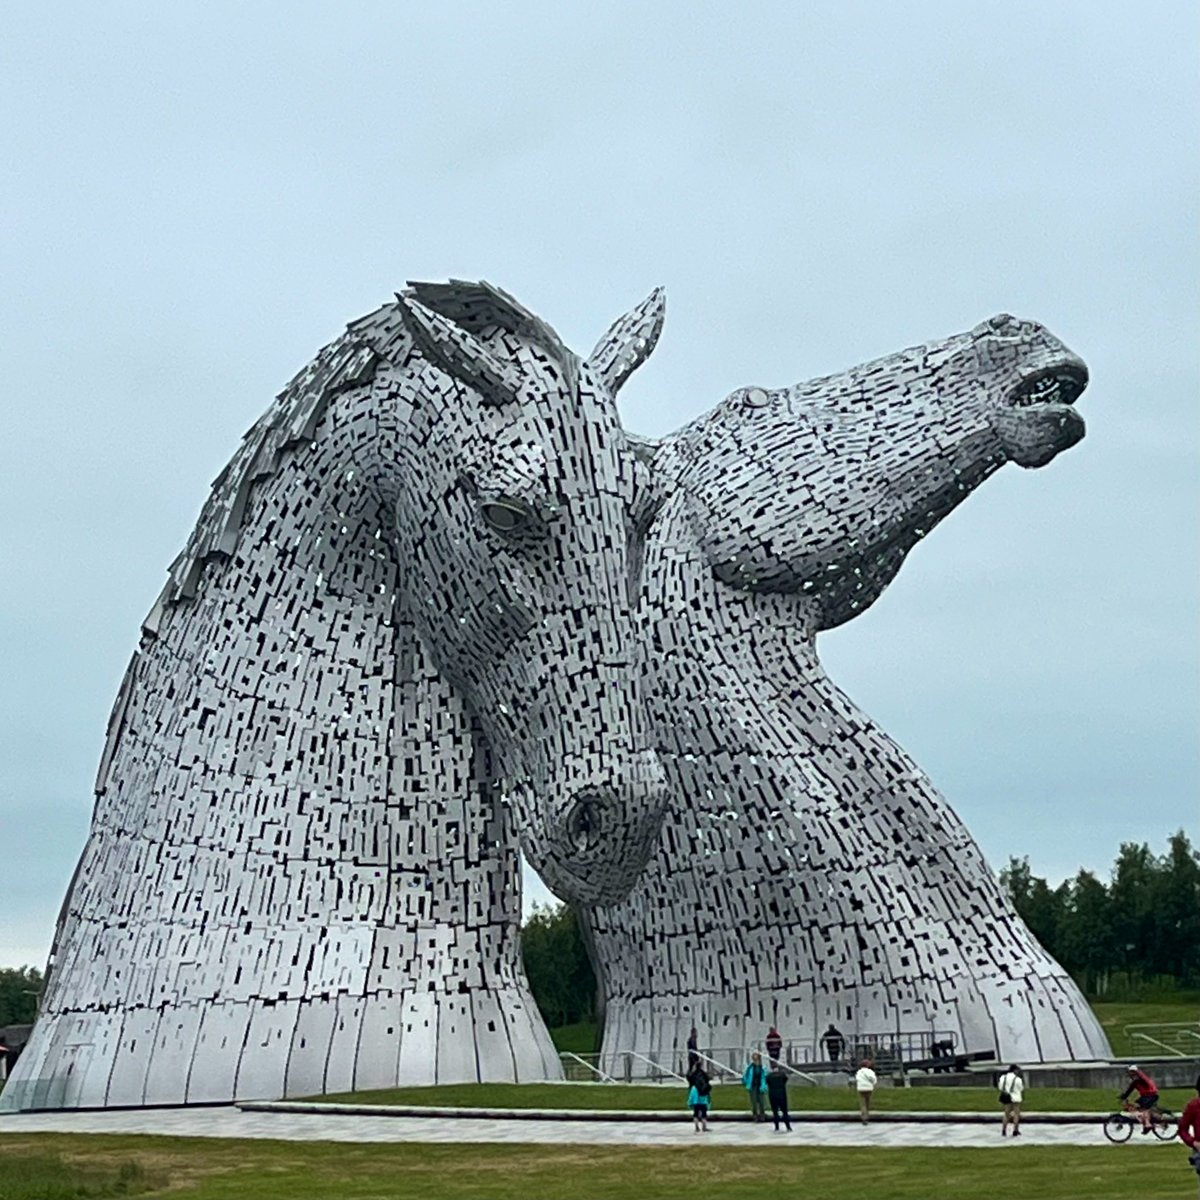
[{"x1": 0, "y1": 1105, "x2": 1167, "y2": 1149}]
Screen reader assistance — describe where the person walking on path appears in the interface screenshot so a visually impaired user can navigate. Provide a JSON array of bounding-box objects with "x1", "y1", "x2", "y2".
[
  {"x1": 997, "y1": 1064, "x2": 1025, "y2": 1137},
  {"x1": 767, "y1": 1063, "x2": 791, "y2": 1132},
  {"x1": 765, "y1": 1026, "x2": 783, "y2": 1067},
  {"x1": 686, "y1": 1027, "x2": 700, "y2": 1072},
  {"x1": 1178, "y1": 1079, "x2": 1200, "y2": 1195},
  {"x1": 855, "y1": 1056, "x2": 877, "y2": 1124},
  {"x1": 742, "y1": 1052, "x2": 769, "y2": 1122},
  {"x1": 687, "y1": 1065, "x2": 713, "y2": 1133}
]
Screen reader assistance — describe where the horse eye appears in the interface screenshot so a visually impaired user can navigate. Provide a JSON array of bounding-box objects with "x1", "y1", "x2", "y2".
[{"x1": 481, "y1": 498, "x2": 533, "y2": 533}]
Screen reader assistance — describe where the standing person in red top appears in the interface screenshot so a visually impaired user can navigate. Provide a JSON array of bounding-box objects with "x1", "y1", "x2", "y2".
[
  {"x1": 1178, "y1": 1077, "x2": 1200, "y2": 1194},
  {"x1": 765, "y1": 1026, "x2": 783, "y2": 1067},
  {"x1": 1119, "y1": 1065, "x2": 1161, "y2": 1134}
]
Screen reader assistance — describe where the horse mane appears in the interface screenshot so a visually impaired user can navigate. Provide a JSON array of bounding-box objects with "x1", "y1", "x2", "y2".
[{"x1": 141, "y1": 281, "x2": 565, "y2": 638}]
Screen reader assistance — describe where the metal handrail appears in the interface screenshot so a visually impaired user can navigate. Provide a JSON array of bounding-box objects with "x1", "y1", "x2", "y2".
[
  {"x1": 690, "y1": 1050, "x2": 741, "y2": 1081},
  {"x1": 739, "y1": 1047, "x2": 822, "y2": 1086},
  {"x1": 559, "y1": 1051, "x2": 617, "y2": 1083},
  {"x1": 625, "y1": 1049, "x2": 688, "y2": 1082},
  {"x1": 1125, "y1": 1022, "x2": 1200, "y2": 1060}
]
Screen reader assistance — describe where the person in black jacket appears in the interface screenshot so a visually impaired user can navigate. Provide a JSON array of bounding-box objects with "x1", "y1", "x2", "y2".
[
  {"x1": 820, "y1": 1024, "x2": 846, "y2": 1064},
  {"x1": 767, "y1": 1063, "x2": 791, "y2": 1132}
]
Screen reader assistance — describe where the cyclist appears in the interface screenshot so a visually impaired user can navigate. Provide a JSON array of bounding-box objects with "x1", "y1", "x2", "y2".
[{"x1": 1120, "y1": 1065, "x2": 1160, "y2": 1135}]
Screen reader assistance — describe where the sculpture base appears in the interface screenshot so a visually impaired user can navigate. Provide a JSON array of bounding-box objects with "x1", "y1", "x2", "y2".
[{"x1": 1, "y1": 986, "x2": 560, "y2": 1111}]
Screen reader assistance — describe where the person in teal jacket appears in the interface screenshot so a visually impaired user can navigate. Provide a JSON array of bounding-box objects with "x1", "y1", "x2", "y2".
[
  {"x1": 687, "y1": 1065, "x2": 713, "y2": 1132},
  {"x1": 742, "y1": 1052, "x2": 768, "y2": 1122}
]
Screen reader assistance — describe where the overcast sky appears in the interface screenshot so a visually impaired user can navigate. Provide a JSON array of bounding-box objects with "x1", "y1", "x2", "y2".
[{"x1": 1, "y1": 2, "x2": 1196, "y2": 969}]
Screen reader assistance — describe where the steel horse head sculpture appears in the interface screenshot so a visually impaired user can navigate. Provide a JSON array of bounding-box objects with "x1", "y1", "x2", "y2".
[
  {"x1": 585, "y1": 312, "x2": 1111, "y2": 1072},
  {"x1": 5, "y1": 281, "x2": 667, "y2": 1110}
]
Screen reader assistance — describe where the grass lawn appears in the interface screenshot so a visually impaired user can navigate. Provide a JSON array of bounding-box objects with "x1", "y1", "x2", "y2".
[
  {"x1": 0, "y1": 1133, "x2": 1195, "y2": 1200},
  {"x1": 307, "y1": 1082, "x2": 1193, "y2": 1114},
  {"x1": 548, "y1": 1021, "x2": 599, "y2": 1056},
  {"x1": 1091, "y1": 996, "x2": 1200, "y2": 1057}
]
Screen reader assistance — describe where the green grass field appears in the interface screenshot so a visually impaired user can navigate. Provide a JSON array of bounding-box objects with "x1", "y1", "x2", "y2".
[
  {"x1": 0, "y1": 1134, "x2": 1195, "y2": 1200},
  {"x1": 1091, "y1": 997, "x2": 1200, "y2": 1057},
  {"x1": 309, "y1": 1081, "x2": 1193, "y2": 1113}
]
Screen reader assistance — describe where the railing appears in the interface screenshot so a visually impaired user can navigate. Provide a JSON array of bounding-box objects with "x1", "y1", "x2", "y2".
[
  {"x1": 747, "y1": 1050, "x2": 819, "y2": 1087},
  {"x1": 583, "y1": 1031, "x2": 960, "y2": 1083},
  {"x1": 691, "y1": 1050, "x2": 742, "y2": 1081},
  {"x1": 1126, "y1": 1023, "x2": 1200, "y2": 1059},
  {"x1": 624, "y1": 1049, "x2": 689, "y2": 1083},
  {"x1": 559, "y1": 1051, "x2": 616, "y2": 1083}
]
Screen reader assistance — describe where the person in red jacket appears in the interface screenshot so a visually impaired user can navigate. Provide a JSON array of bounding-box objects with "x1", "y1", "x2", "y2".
[
  {"x1": 1120, "y1": 1066, "x2": 1160, "y2": 1134},
  {"x1": 765, "y1": 1027, "x2": 783, "y2": 1067},
  {"x1": 1179, "y1": 1078, "x2": 1200, "y2": 1187}
]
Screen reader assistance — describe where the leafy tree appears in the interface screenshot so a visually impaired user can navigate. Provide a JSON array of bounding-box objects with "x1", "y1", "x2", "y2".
[
  {"x1": 1148, "y1": 830, "x2": 1200, "y2": 983},
  {"x1": 1057, "y1": 869, "x2": 1114, "y2": 994},
  {"x1": 0, "y1": 966, "x2": 43, "y2": 1026},
  {"x1": 1002, "y1": 832, "x2": 1200, "y2": 998},
  {"x1": 1109, "y1": 841, "x2": 1158, "y2": 978},
  {"x1": 520, "y1": 903, "x2": 596, "y2": 1029},
  {"x1": 1001, "y1": 856, "x2": 1065, "y2": 952}
]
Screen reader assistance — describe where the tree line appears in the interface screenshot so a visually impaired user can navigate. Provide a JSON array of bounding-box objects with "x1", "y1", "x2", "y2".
[
  {"x1": 519, "y1": 903, "x2": 596, "y2": 1028},
  {"x1": 1000, "y1": 830, "x2": 1200, "y2": 999},
  {"x1": 0, "y1": 966, "x2": 42, "y2": 1027}
]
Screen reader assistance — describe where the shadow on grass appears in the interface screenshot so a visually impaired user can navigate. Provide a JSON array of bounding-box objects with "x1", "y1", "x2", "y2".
[{"x1": 0, "y1": 1152, "x2": 159, "y2": 1200}]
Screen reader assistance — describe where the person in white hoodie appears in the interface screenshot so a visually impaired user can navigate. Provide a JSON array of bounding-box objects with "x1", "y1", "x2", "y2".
[
  {"x1": 998, "y1": 1064, "x2": 1025, "y2": 1137},
  {"x1": 854, "y1": 1056, "x2": 878, "y2": 1124}
]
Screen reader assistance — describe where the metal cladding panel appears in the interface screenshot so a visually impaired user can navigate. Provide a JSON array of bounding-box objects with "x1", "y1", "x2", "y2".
[
  {"x1": 469, "y1": 991, "x2": 518, "y2": 1083},
  {"x1": 105, "y1": 1010, "x2": 161, "y2": 1107},
  {"x1": 185, "y1": 1002, "x2": 253, "y2": 1103},
  {"x1": 143, "y1": 1005, "x2": 203, "y2": 1106},
  {"x1": 351, "y1": 994, "x2": 404, "y2": 1093},
  {"x1": 434, "y1": 995, "x2": 478, "y2": 1084},
  {"x1": 394, "y1": 992, "x2": 438, "y2": 1087},
  {"x1": 282, "y1": 999, "x2": 340, "y2": 1099},
  {"x1": 234, "y1": 1001, "x2": 298, "y2": 1101},
  {"x1": 322, "y1": 996, "x2": 366, "y2": 1097}
]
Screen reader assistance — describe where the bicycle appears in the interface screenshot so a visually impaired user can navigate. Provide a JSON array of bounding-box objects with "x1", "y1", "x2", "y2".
[{"x1": 1102, "y1": 1100, "x2": 1178, "y2": 1143}]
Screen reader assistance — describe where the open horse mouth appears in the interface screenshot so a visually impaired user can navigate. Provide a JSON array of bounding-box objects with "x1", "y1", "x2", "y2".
[
  {"x1": 994, "y1": 357, "x2": 1088, "y2": 468},
  {"x1": 1006, "y1": 361, "x2": 1088, "y2": 409}
]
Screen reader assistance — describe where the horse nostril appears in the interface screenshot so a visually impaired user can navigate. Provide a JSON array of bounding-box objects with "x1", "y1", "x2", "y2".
[{"x1": 566, "y1": 795, "x2": 605, "y2": 853}]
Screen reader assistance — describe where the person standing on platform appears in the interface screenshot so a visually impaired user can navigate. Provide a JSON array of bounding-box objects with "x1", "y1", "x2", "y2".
[
  {"x1": 765, "y1": 1026, "x2": 783, "y2": 1067},
  {"x1": 820, "y1": 1024, "x2": 846, "y2": 1064},
  {"x1": 855, "y1": 1056, "x2": 878, "y2": 1124},
  {"x1": 742, "y1": 1052, "x2": 768, "y2": 1122}
]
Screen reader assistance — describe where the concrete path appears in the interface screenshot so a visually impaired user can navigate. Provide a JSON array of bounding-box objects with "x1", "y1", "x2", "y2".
[{"x1": 0, "y1": 1105, "x2": 1173, "y2": 1149}]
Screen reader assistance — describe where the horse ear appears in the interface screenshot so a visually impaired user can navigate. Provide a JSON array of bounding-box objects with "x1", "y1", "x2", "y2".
[
  {"x1": 588, "y1": 287, "x2": 666, "y2": 396},
  {"x1": 396, "y1": 294, "x2": 522, "y2": 405}
]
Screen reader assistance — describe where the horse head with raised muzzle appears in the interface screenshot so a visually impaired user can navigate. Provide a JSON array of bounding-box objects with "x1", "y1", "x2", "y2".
[{"x1": 669, "y1": 312, "x2": 1088, "y2": 630}]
